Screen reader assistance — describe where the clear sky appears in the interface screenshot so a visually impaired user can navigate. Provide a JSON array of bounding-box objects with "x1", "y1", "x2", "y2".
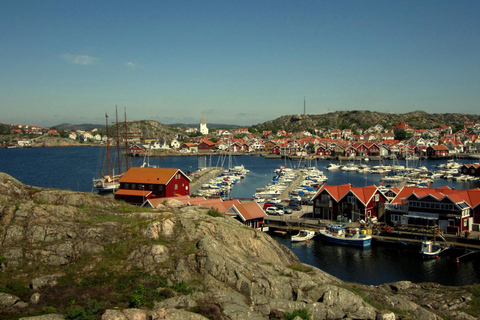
[{"x1": 1, "y1": 1, "x2": 479, "y2": 127}]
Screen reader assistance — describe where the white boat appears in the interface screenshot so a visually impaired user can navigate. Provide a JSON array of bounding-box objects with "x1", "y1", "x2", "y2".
[
  {"x1": 325, "y1": 163, "x2": 341, "y2": 170},
  {"x1": 291, "y1": 230, "x2": 317, "y2": 242},
  {"x1": 341, "y1": 163, "x2": 358, "y2": 172},
  {"x1": 420, "y1": 236, "x2": 449, "y2": 258},
  {"x1": 319, "y1": 225, "x2": 372, "y2": 247}
]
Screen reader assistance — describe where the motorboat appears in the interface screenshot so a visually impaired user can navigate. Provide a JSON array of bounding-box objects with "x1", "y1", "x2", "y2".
[
  {"x1": 325, "y1": 163, "x2": 341, "y2": 171},
  {"x1": 291, "y1": 230, "x2": 317, "y2": 242},
  {"x1": 420, "y1": 236, "x2": 449, "y2": 258},
  {"x1": 319, "y1": 225, "x2": 372, "y2": 247}
]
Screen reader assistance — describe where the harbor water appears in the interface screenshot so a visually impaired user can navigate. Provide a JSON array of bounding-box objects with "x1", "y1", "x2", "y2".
[{"x1": 1, "y1": 146, "x2": 479, "y2": 286}]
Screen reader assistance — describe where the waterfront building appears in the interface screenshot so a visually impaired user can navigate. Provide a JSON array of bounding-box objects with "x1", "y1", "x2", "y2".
[
  {"x1": 146, "y1": 196, "x2": 267, "y2": 230},
  {"x1": 197, "y1": 139, "x2": 216, "y2": 151},
  {"x1": 312, "y1": 184, "x2": 388, "y2": 223},
  {"x1": 179, "y1": 142, "x2": 198, "y2": 153},
  {"x1": 426, "y1": 145, "x2": 449, "y2": 158},
  {"x1": 385, "y1": 186, "x2": 480, "y2": 234},
  {"x1": 114, "y1": 167, "x2": 191, "y2": 205},
  {"x1": 460, "y1": 163, "x2": 480, "y2": 177}
]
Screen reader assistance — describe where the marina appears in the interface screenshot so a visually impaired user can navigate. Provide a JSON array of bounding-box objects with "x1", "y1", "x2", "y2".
[{"x1": 1, "y1": 147, "x2": 480, "y2": 286}]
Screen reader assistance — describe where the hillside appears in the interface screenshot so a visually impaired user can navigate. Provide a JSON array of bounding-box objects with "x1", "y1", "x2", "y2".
[
  {"x1": 1, "y1": 172, "x2": 479, "y2": 320},
  {"x1": 250, "y1": 110, "x2": 480, "y2": 134}
]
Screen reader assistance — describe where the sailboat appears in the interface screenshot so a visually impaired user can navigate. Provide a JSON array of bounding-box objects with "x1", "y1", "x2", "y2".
[{"x1": 93, "y1": 107, "x2": 130, "y2": 192}]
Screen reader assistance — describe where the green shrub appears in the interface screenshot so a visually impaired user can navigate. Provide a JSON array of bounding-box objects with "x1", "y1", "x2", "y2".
[
  {"x1": 284, "y1": 308, "x2": 311, "y2": 320},
  {"x1": 171, "y1": 281, "x2": 193, "y2": 295},
  {"x1": 66, "y1": 299, "x2": 105, "y2": 320},
  {"x1": 207, "y1": 208, "x2": 223, "y2": 218}
]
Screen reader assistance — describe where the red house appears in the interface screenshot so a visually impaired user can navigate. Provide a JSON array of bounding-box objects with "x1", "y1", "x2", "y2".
[
  {"x1": 115, "y1": 167, "x2": 191, "y2": 205},
  {"x1": 312, "y1": 184, "x2": 387, "y2": 222},
  {"x1": 385, "y1": 186, "x2": 480, "y2": 234},
  {"x1": 426, "y1": 145, "x2": 449, "y2": 158},
  {"x1": 197, "y1": 140, "x2": 216, "y2": 151}
]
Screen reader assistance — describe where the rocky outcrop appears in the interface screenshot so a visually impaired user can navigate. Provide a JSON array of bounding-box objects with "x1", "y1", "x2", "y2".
[{"x1": 1, "y1": 173, "x2": 479, "y2": 319}]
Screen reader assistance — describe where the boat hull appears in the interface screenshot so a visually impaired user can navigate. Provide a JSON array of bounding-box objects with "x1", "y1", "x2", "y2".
[
  {"x1": 291, "y1": 230, "x2": 316, "y2": 242},
  {"x1": 319, "y1": 230, "x2": 372, "y2": 247}
]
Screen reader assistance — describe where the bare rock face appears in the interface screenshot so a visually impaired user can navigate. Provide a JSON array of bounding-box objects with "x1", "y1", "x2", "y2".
[
  {"x1": 30, "y1": 273, "x2": 65, "y2": 290},
  {"x1": 0, "y1": 292, "x2": 20, "y2": 307},
  {"x1": 19, "y1": 315, "x2": 65, "y2": 320},
  {"x1": 1, "y1": 173, "x2": 479, "y2": 320}
]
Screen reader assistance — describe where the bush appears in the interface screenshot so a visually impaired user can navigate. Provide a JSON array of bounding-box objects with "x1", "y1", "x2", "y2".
[
  {"x1": 66, "y1": 299, "x2": 105, "y2": 320},
  {"x1": 284, "y1": 308, "x2": 311, "y2": 320},
  {"x1": 207, "y1": 207, "x2": 224, "y2": 218}
]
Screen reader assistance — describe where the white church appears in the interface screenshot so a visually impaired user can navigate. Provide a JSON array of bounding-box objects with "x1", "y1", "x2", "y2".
[{"x1": 199, "y1": 114, "x2": 208, "y2": 135}]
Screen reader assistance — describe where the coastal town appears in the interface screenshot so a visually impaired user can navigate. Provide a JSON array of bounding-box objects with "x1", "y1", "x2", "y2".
[{"x1": 6, "y1": 114, "x2": 480, "y2": 256}]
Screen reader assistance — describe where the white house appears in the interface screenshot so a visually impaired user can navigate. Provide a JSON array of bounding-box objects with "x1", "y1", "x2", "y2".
[{"x1": 170, "y1": 139, "x2": 180, "y2": 149}]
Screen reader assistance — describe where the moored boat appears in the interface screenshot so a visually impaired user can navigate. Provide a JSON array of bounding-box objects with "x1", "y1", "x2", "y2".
[
  {"x1": 420, "y1": 236, "x2": 449, "y2": 258},
  {"x1": 291, "y1": 230, "x2": 317, "y2": 242},
  {"x1": 319, "y1": 225, "x2": 372, "y2": 247}
]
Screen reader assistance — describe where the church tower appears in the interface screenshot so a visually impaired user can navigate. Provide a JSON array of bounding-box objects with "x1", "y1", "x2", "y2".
[{"x1": 199, "y1": 114, "x2": 208, "y2": 135}]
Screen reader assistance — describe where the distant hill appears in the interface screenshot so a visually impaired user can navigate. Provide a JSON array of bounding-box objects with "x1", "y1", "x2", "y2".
[
  {"x1": 52, "y1": 123, "x2": 105, "y2": 131},
  {"x1": 169, "y1": 123, "x2": 244, "y2": 130},
  {"x1": 249, "y1": 110, "x2": 480, "y2": 133}
]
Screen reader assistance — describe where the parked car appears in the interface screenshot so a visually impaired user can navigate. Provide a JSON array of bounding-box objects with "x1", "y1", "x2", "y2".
[
  {"x1": 265, "y1": 207, "x2": 284, "y2": 215},
  {"x1": 301, "y1": 198, "x2": 313, "y2": 205},
  {"x1": 275, "y1": 204, "x2": 293, "y2": 214},
  {"x1": 288, "y1": 200, "x2": 302, "y2": 211},
  {"x1": 269, "y1": 197, "x2": 281, "y2": 203},
  {"x1": 263, "y1": 202, "x2": 276, "y2": 210}
]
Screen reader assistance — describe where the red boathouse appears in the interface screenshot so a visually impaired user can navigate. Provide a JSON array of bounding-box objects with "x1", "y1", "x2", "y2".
[{"x1": 114, "y1": 167, "x2": 191, "y2": 205}]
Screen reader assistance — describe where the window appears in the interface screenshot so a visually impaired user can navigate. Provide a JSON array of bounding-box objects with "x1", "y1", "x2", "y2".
[{"x1": 174, "y1": 184, "x2": 178, "y2": 190}]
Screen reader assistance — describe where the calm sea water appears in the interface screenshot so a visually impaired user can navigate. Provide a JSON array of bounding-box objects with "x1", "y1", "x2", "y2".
[{"x1": 1, "y1": 146, "x2": 479, "y2": 286}]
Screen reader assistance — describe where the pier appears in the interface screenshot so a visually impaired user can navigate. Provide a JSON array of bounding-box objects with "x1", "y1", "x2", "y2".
[{"x1": 265, "y1": 213, "x2": 480, "y2": 252}]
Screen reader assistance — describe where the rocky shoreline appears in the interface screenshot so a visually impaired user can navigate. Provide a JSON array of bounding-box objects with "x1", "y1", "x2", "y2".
[{"x1": 0, "y1": 172, "x2": 479, "y2": 320}]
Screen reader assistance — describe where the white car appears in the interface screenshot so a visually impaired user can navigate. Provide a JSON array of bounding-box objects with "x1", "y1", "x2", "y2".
[{"x1": 265, "y1": 207, "x2": 284, "y2": 216}]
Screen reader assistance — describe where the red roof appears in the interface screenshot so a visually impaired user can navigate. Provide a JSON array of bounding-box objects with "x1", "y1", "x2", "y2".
[
  {"x1": 114, "y1": 189, "x2": 152, "y2": 197},
  {"x1": 391, "y1": 186, "x2": 480, "y2": 208},
  {"x1": 228, "y1": 201, "x2": 267, "y2": 221},
  {"x1": 314, "y1": 184, "x2": 378, "y2": 205},
  {"x1": 118, "y1": 167, "x2": 190, "y2": 184}
]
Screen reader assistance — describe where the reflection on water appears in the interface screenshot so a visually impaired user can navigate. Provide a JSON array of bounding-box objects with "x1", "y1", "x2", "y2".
[{"x1": 271, "y1": 233, "x2": 480, "y2": 286}]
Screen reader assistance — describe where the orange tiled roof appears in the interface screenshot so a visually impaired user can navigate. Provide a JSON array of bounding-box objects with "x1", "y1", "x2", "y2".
[
  {"x1": 119, "y1": 167, "x2": 189, "y2": 184},
  {"x1": 230, "y1": 201, "x2": 267, "y2": 220},
  {"x1": 391, "y1": 186, "x2": 480, "y2": 208},
  {"x1": 114, "y1": 189, "x2": 152, "y2": 197},
  {"x1": 314, "y1": 184, "x2": 378, "y2": 205}
]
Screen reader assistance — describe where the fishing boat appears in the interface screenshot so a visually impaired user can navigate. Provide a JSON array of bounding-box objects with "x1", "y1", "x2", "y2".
[
  {"x1": 318, "y1": 225, "x2": 372, "y2": 247},
  {"x1": 420, "y1": 235, "x2": 449, "y2": 258},
  {"x1": 291, "y1": 230, "x2": 317, "y2": 242}
]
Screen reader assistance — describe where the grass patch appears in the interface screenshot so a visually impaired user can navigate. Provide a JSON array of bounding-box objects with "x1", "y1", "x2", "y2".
[
  {"x1": 284, "y1": 308, "x2": 311, "y2": 320},
  {"x1": 467, "y1": 286, "x2": 480, "y2": 316},
  {"x1": 287, "y1": 263, "x2": 313, "y2": 273}
]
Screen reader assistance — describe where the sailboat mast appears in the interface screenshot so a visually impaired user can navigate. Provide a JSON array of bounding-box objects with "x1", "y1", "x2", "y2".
[
  {"x1": 124, "y1": 107, "x2": 130, "y2": 171},
  {"x1": 228, "y1": 139, "x2": 232, "y2": 170},
  {"x1": 105, "y1": 113, "x2": 111, "y2": 177},
  {"x1": 115, "y1": 106, "x2": 122, "y2": 176}
]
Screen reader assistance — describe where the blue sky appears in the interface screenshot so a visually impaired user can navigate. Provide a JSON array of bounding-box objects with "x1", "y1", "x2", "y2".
[{"x1": 1, "y1": 1, "x2": 479, "y2": 127}]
